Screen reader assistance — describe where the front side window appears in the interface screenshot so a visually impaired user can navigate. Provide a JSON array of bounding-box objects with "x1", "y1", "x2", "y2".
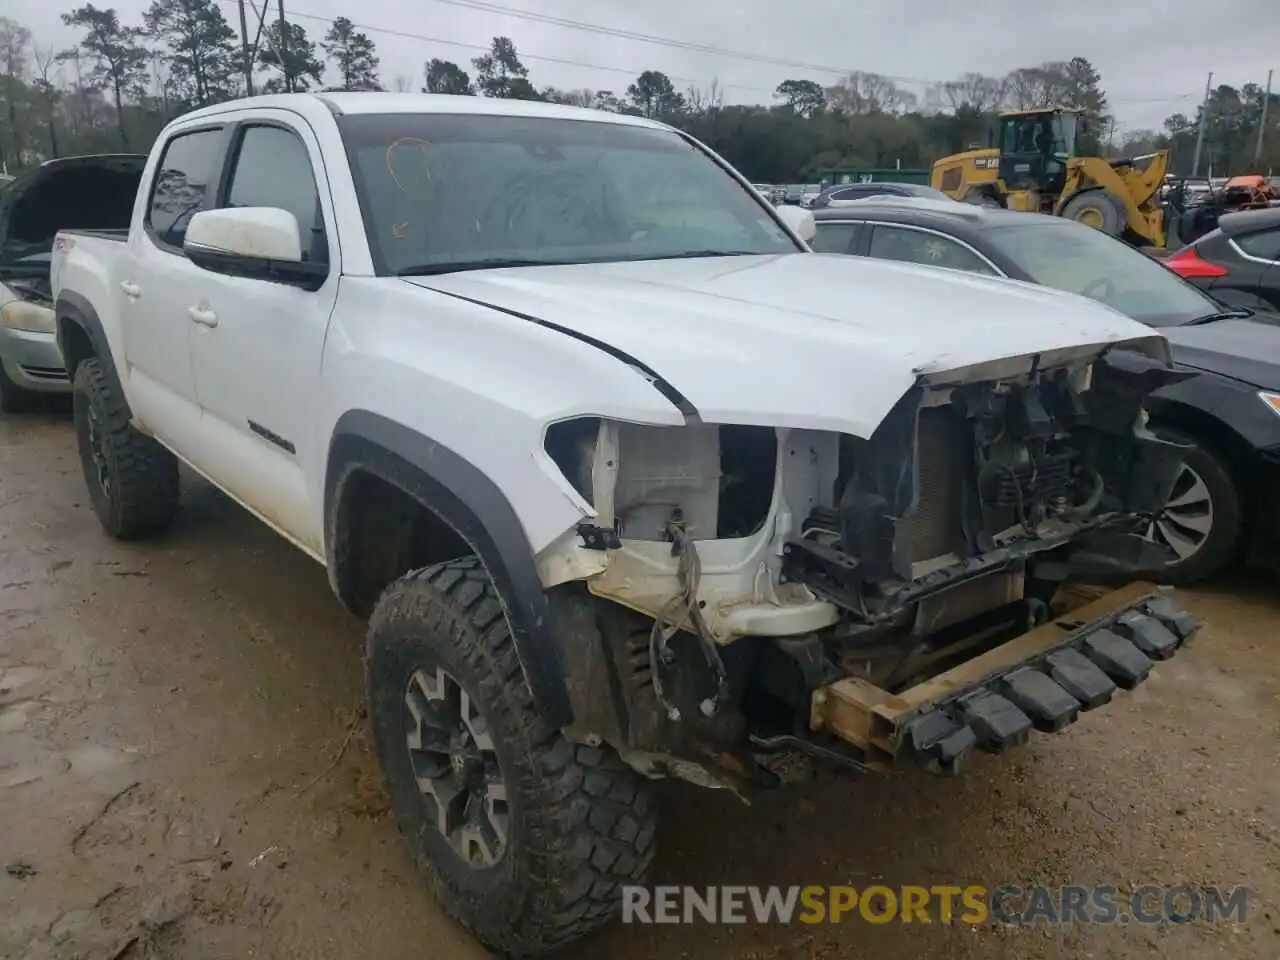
[
  {"x1": 868, "y1": 225, "x2": 997, "y2": 275},
  {"x1": 985, "y1": 220, "x2": 1218, "y2": 326},
  {"x1": 148, "y1": 127, "x2": 223, "y2": 248},
  {"x1": 811, "y1": 222, "x2": 858, "y2": 254},
  {"x1": 338, "y1": 113, "x2": 799, "y2": 276},
  {"x1": 224, "y1": 125, "x2": 327, "y2": 262}
]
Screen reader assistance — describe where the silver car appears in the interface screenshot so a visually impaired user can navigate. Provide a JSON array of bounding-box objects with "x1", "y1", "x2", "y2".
[{"x1": 0, "y1": 155, "x2": 145, "y2": 412}]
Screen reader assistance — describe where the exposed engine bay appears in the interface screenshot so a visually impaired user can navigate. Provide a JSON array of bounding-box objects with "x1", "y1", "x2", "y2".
[{"x1": 541, "y1": 355, "x2": 1197, "y2": 788}]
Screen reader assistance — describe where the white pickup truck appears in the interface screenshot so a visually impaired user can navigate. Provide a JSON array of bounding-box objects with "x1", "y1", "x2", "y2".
[{"x1": 52, "y1": 93, "x2": 1200, "y2": 955}]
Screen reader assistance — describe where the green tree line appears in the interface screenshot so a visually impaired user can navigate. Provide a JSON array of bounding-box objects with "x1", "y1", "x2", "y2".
[{"x1": 1, "y1": 8, "x2": 1277, "y2": 181}]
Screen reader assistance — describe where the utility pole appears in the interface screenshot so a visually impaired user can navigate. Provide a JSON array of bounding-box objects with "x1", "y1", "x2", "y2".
[
  {"x1": 277, "y1": 0, "x2": 291, "y2": 93},
  {"x1": 1191, "y1": 71, "x2": 1213, "y2": 177},
  {"x1": 1255, "y1": 69, "x2": 1274, "y2": 165},
  {"x1": 238, "y1": 0, "x2": 255, "y2": 96}
]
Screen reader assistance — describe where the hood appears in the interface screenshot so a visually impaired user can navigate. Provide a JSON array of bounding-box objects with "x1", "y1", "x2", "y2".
[
  {"x1": 406, "y1": 253, "x2": 1171, "y2": 437},
  {"x1": 1163, "y1": 316, "x2": 1280, "y2": 390},
  {"x1": 0, "y1": 154, "x2": 145, "y2": 270}
]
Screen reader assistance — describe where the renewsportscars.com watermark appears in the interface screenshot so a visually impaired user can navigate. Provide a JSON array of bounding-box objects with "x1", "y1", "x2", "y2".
[{"x1": 622, "y1": 884, "x2": 1250, "y2": 926}]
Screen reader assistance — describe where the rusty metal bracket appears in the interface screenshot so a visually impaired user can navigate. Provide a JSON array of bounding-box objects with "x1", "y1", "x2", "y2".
[{"x1": 810, "y1": 581, "x2": 1198, "y2": 774}]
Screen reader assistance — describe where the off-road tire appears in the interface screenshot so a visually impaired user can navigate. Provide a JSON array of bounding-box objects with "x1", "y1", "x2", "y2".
[
  {"x1": 1060, "y1": 190, "x2": 1125, "y2": 235},
  {"x1": 0, "y1": 361, "x2": 37, "y2": 414},
  {"x1": 72, "y1": 358, "x2": 180, "y2": 540},
  {"x1": 1146, "y1": 424, "x2": 1242, "y2": 585},
  {"x1": 366, "y1": 557, "x2": 658, "y2": 957}
]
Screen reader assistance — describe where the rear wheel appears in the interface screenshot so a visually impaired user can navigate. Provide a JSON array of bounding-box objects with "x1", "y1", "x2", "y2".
[
  {"x1": 72, "y1": 358, "x2": 180, "y2": 539},
  {"x1": 1060, "y1": 190, "x2": 1125, "y2": 235},
  {"x1": 1141, "y1": 426, "x2": 1242, "y2": 584},
  {"x1": 366, "y1": 558, "x2": 658, "y2": 956}
]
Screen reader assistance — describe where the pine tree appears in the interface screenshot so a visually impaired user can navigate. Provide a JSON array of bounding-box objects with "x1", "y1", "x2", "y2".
[
  {"x1": 322, "y1": 16, "x2": 379, "y2": 91},
  {"x1": 61, "y1": 4, "x2": 149, "y2": 146},
  {"x1": 258, "y1": 21, "x2": 322, "y2": 93},
  {"x1": 143, "y1": 0, "x2": 238, "y2": 106}
]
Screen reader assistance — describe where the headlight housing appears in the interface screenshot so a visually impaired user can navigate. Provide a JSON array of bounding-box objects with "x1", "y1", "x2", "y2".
[
  {"x1": 1260, "y1": 391, "x2": 1280, "y2": 417},
  {"x1": 1, "y1": 299, "x2": 56, "y2": 335}
]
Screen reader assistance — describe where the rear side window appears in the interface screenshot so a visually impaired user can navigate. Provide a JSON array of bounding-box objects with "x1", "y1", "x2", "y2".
[
  {"x1": 868, "y1": 225, "x2": 997, "y2": 275},
  {"x1": 811, "y1": 222, "x2": 858, "y2": 254},
  {"x1": 148, "y1": 128, "x2": 223, "y2": 249},
  {"x1": 1233, "y1": 228, "x2": 1280, "y2": 262},
  {"x1": 224, "y1": 125, "x2": 327, "y2": 263}
]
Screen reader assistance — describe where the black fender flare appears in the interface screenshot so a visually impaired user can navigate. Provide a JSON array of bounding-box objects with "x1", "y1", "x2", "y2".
[
  {"x1": 55, "y1": 291, "x2": 127, "y2": 405},
  {"x1": 324, "y1": 410, "x2": 573, "y2": 728}
]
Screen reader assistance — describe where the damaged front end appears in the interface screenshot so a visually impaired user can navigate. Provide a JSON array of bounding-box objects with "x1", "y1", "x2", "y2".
[
  {"x1": 541, "y1": 352, "x2": 1201, "y2": 790},
  {"x1": 782, "y1": 357, "x2": 1195, "y2": 633}
]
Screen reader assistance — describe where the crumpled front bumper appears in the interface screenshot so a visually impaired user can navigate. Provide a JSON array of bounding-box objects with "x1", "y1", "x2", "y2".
[{"x1": 809, "y1": 581, "x2": 1199, "y2": 775}]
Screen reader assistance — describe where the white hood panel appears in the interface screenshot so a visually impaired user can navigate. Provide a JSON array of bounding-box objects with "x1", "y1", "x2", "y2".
[{"x1": 407, "y1": 253, "x2": 1169, "y2": 437}]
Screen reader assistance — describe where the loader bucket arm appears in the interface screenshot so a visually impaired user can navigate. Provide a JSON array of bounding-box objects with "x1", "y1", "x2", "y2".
[
  {"x1": 1057, "y1": 151, "x2": 1171, "y2": 247},
  {"x1": 1113, "y1": 151, "x2": 1169, "y2": 207}
]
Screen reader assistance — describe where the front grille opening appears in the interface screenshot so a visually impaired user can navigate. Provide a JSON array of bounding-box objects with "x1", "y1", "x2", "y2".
[{"x1": 17, "y1": 365, "x2": 69, "y2": 382}]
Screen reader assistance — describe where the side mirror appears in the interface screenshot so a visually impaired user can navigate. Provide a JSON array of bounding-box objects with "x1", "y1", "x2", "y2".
[
  {"x1": 775, "y1": 203, "x2": 816, "y2": 244},
  {"x1": 184, "y1": 207, "x2": 326, "y2": 291}
]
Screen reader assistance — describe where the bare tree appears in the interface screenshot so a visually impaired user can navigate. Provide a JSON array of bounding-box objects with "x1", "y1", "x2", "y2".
[
  {"x1": 0, "y1": 17, "x2": 33, "y2": 166},
  {"x1": 33, "y1": 44, "x2": 62, "y2": 157},
  {"x1": 391, "y1": 73, "x2": 413, "y2": 92},
  {"x1": 943, "y1": 72, "x2": 1009, "y2": 113},
  {"x1": 686, "y1": 78, "x2": 724, "y2": 115},
  {"x1": 828, "y1": 71, "x2": 914, "y2": 115}
]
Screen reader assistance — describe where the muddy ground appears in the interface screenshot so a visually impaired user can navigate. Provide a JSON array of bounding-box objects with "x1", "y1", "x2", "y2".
[{"x1": 1, "y1": 406, "x2": 1278, "y2": 960}]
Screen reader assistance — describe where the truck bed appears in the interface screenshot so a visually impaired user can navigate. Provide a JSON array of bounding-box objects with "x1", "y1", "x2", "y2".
[{"x1": 57, "y1": 228, "x2": 129, "y2": 242}]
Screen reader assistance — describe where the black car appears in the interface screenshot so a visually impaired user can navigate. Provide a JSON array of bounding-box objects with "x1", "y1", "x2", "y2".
[
  {"x1": 808, "y1": 181, "x2": 953, "y2": 209},
  {"x1": 1164, "y1": 205, "x2": 1280, "y2": 313},
  {"x1": 811, "y1": 199, "x2": 1280, "y2": 583}
]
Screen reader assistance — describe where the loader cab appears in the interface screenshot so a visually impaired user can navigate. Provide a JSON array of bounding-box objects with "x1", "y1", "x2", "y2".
[{"x1": 997, "y1": 109, "x2": 1079, "y2": 196}]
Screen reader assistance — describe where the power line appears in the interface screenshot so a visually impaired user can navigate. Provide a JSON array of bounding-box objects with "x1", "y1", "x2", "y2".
[
  {"x1": 414, "y1": 0, "x2": 1205, "y2": 104},
  {"x1": 419, "y1": 0, "x2": 882, "y2": 82},
  {"x1": 211, "y1": 0, "x2": 777, "y2": 94},
  {"x1": 214, "y1": 0, "x2": 1203, "y2": 108}
]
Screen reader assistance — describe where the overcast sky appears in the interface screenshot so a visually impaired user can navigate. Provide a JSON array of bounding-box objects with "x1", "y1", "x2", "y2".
[{"x1": 9, "y1": 0, "x2": 1278, "y2": 133}]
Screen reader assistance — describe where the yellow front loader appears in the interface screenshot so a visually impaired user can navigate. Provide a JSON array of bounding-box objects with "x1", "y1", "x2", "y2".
[{"x1": 931, "y1": 108, "x2": 1171, "y2": 248}]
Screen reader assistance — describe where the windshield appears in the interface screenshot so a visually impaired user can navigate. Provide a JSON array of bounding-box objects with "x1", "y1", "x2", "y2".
[
  {"x1": 338, "y1": 113, "x2": 799, "y2": 275},
  {"x1": 984, "y1": 220, "x2": 1219, "y2": 327},
  {"x1": 1051, "y1": 112, "x2": 1078, "y2": 157}
]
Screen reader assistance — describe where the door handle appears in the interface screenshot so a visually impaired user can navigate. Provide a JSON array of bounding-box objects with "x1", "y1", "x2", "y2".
[
  {"x1": 188, "y1": 306, "x2": 219, "y2": 328},
  {"x1": 120, "y1": 281, "x2": 142, "y2": 299}
]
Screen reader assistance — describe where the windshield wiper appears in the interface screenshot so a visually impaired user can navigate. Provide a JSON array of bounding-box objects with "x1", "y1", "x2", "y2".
[
  {"x1": 396, "y1": 258, "x2": 574, "y2": 276},
  {"x1": 622, "y1": 249, "x2": 760, "y2": 262},
  {"x1": 1184, "y1": 308, "x2": 1254, "y2": 326}
]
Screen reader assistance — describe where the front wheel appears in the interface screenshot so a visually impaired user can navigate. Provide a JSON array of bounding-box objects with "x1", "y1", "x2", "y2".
[
  {"x1": 366, "y1": 558, "x2": 658, "y2": 956},
  {"x1": 1141, "y1": 426, "x2": 1242, "y2": 584}
]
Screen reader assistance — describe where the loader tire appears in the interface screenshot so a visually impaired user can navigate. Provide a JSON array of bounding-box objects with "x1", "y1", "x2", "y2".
[
  {"x1": 366, "y1": 557, "x2": 658, "y2": 957},
  {"x1": 72, "y1": 358, "x2": 180, "y2": 540},
  {"x1": 1061, "y1": 190, "x2": 1125, "y2": 235}
]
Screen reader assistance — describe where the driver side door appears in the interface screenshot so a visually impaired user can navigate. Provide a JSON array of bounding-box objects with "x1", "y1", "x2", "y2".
[{"x1": 184, "y1": 114, "x2": 340, "y2": 555}]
